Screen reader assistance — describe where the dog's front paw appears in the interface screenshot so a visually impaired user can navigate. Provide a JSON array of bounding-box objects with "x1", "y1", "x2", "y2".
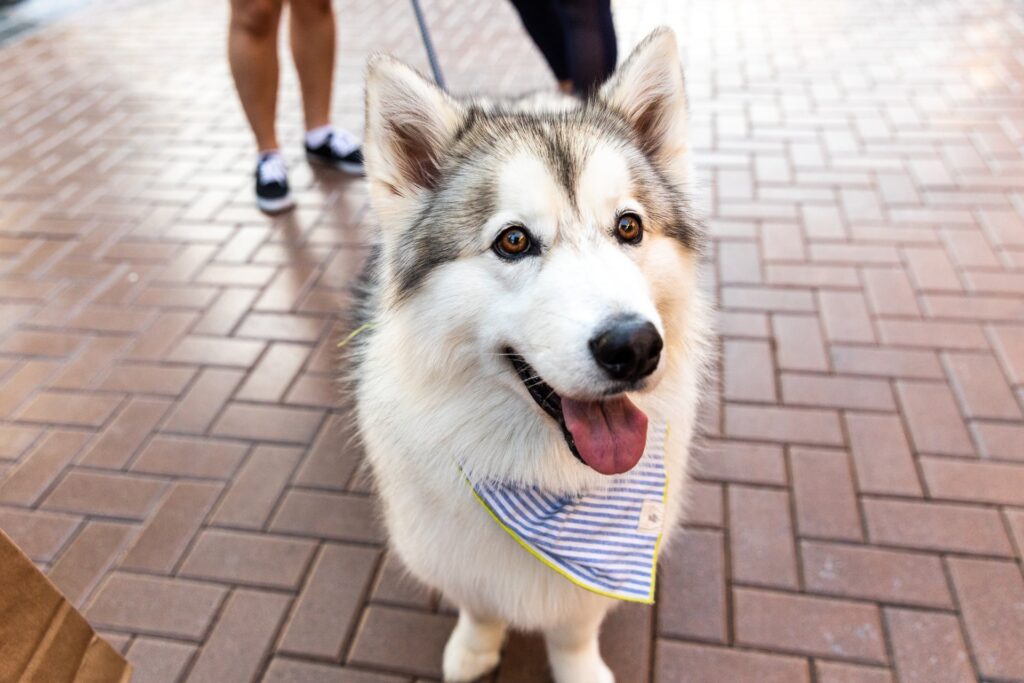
[
  {"x1": 442, "y1": 612, "x2": 504, "y2": 682},
  {"x1": 442, "y1": 635, "x2": 500, "y2": 682},
  {"x1": 548, "y1": 650, "x2": 615, "y2": 683}
]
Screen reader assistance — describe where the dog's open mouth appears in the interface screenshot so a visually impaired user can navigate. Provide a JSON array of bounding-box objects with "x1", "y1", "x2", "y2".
[{"x1": 507, "y1": 349, "x2": 649, "y2": 475}]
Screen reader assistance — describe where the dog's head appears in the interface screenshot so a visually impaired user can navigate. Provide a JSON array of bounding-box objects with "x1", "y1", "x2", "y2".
[{"x1": 363, "y1": 28, "x2": 704, "y2": 478}]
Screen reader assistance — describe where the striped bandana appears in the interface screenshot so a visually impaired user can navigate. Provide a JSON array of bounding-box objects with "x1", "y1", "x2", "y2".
[{"x1": 463, "y1": 422, "x2": 668, "y2": 603}]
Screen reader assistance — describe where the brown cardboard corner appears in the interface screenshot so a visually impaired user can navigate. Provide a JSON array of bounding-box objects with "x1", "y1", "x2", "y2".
[{"x1": 0, "y1": 529, "x2": 131, "y2": 683}]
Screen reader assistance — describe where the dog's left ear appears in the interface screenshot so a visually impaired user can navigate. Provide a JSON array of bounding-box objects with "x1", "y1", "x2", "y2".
[{"x1": 599, "y1": 27, "x2": 689, "y2": 186}]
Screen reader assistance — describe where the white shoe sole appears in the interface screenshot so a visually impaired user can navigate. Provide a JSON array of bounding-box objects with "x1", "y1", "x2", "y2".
[
  {"x1": 257, "y1": 194, "x2": 296, "y2": 214},
  {"x1": 307, "y1": 153, "x2": 365, "y2": 176}
]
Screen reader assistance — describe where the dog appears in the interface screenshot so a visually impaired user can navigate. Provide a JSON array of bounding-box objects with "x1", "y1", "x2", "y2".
[{"x1": 350, "y1": 27, "x2": 710, "y2": 683}]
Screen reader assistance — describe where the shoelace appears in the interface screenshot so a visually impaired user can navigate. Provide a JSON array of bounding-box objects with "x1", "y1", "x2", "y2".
[
  {"x1": 258, "y1": 154, "x2": 288, "y2": 184},
  {"x1": 327, "y1": 129, "x2": 360, "y2": 157}
]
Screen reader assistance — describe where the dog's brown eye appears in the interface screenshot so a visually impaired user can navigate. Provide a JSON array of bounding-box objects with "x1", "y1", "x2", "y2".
[
  {"x1": 616, "y1": 213, "x2": 643, "y2": 244},
  {"x1": 494, "y1": 226, "x2": 533, "y2": 259}
]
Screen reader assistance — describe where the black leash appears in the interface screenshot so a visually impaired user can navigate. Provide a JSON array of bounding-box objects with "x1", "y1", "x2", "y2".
[{"x1": 410, "y1": 0, "x2": 446, "y2": 90}]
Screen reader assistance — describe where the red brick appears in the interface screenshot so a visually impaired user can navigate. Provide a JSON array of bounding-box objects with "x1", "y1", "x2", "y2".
[
  {"x1": 988, "y1": 325, "x2": 1024, "y2": 384},
  {"x1": 947, "y1": 557, "x2": 1024, "y2": 680},
  {"x1": 371, "y1": 551, "x2": 436, "y2": 609},
  {"x1": 658, "y1": 528, "x2": 727, "y2": 642},
  {"x1": 903, "y1": 247, "x2": 962, "y2": 291},
  {"x1": 764, "y1": 264, "x2": 859, "y2": 288},
  {"x1": 97, "y1": 363, "x2": 195, "y2": 396},
  {"x1": 0, "y1": 508, "x2": 80, "y2": 562},
  {"x1": 43, "y1": 470, "x2": 166, "y2": 519},
  {"x1": 965, "y1": 271, "x2": 1024, "y2": 295},
  {"x1": 830, "y1": 346, "x2": 942, "y2": 379},
  {"x1": 348, "y1": 606, "x2": 456, "y2": 678},
  {"x1": 941, "y1": 230, "x2": 999, "y2": 268},
  {"x1": 729, "y1": 486, "x2": 797, "y2": 589},
  {"x1": 885, "y1": 609, "x2": 974, "y2": 683},
  {"x1": 790, "y1": 448, "x2": 862, "y2": 541},
  {"x1": 211, "y1": 445, "x2": 301, "y2": 528},
  {"x1": 772, "y1": 315, "x2": 829, "y2": 372},
  {"x1": 131, "y1": 435, "x2": 248, "y2": 479},
  {"x1": 255, "y1": 262, "x2": 321, "y2": 311},
  {"x1": 923, "y1": 293, "x2": 1024, "y2": 321},
  {"x1": 863, "y1": 498, "x2": 1012, "y2": 555},
  {"x1": 725, "y1": 404, "x2": 842, "y2": 446},
  {"x1": 79, "y1": 397, "x2": 171, "y2": 469},
  {"x1": 979, "y1": 207, "x2": 1024, "y2": 247},
  {"x1": 263, "y1": 661, "x2": 404, "y2": 683},
  {"x1": 278, "y1": 543, "x2": 381, "y2": 659},
  {"x1": 721, "y1": 286, "x2": 815, "y2": 313},
  {"x1": 0, "y1": 423, "x2": 38, "y2": 460},
  {"x1": 126, "y1": 311, "x2": 198, "y2": 360},
  {"x1": 192, "y1": 288, "x2": 260, "y2": 336},
  {"x1": 970, "y1": 419, "x2": 1024, "y2": 462},
  {"x1": 211, "y1": 403, "x2": 323, "y2": 444},
  {"x1": 602, "y1": 601, "x2": 654, "y2": 682},
  {"x1": 694, "y1": 440, "x2": 785, "y2": 485},
  {"x1": 895, "y1": 381, "x2": 974, "y2": 456},
  {"x1": 734, "y1": 588, "x2": 886, "y2": 662},
  {"x1": 0, "y1": 430, "x2": 90, "y2": 505},
  {"x1": 285, "y1": 373, "x2": 336, "y2": 407},
  {"x1": 655, "y1": 641, "x2": 809, "y2": 683},
  {"x1": 48, "y1": 520, "x2": 135, "y2": 608},
  {"x1": 781, "y1": 373, "x2": 894, "y2": 410},
  {"x1": 87, "y1": 573, "x2": 227, "y2": 639},
  {"x1": 815, "y1": 662, "x2": 893, "y2": 683},
  {"x1": 819, "y1": 291, "x2": 875, "y2": 343},
  {"x1": 718, "y1": 241, "x2": 762, "y2": 284},
  {"x1": 270, "y1": 490, "x2": 385, "y2": 544},
  {"x1": 167, "y1": 335, "x2": 265, "y2": 367},
  {"x1": 760, "y1": 222, "x2": 806, "y2": 261},
  {"x1": 684, "y1": 482, "x2": 723, "y2": 530},
  {"x1": 878, "y1": 320, "x2": 988, "y2": 350},
  {"x1": 181, "y1": 529, "x2": 315, "y2": 589},
  {"x1": 292, "y1": 414, "x2": 361, "y2": 490},
  {"x1": 16, "y1": 390, "x2": 122, "y2": 427},
  {"x1": 845, "y1": 413, "x2": 922, "y2": 496},
  {"x1": 121, "y1": 481, "x2": 223, "y2": 573},
  {"x1": 235, "y1": 342, "x2": 310, "y2": 402},
  {"x1": 163, "y1": 368, "x2": 244, "y2": 434},
  {"x1": 802, "y1": 204, "x2": 845, "y2": 239},
  {"x1": 943, "y1": 352, "x2": 1021, "y2": 420},
  {"x1": 187, "y1": 589, "x2": 292, "y2": 683},
  {"x1": 802, "y1": 541, "x2": 950, "y2": 608},
  {"x1": 723, "y1": 339, "x2": 776, "y2": 401},
  {"x1": 921, "y1": 457, "x2": 1024, "y2": 505},
  {"x1": 862, "y1": 268, "x2": 920, "y2": 316},
  {"x1": 717, "y1": 311, "x2": 769, "y2": 338},
  {"x1": 126, "y1": 638, "x2": 197, "y2": 683},
  {"x1": 1007, "y1": 509, "x2": 1024, "y2": 560},
  {"x1": 810, "y1": 243, "x2": 899, "y2": 265}
]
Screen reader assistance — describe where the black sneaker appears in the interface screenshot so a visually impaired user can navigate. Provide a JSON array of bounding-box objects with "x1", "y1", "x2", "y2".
[
  {"x1": 305, "y1": 129, "x2": 365, "y2": 175},
  {"x1": 255, "y1": 153, "x2": 295, "y2": 214}
]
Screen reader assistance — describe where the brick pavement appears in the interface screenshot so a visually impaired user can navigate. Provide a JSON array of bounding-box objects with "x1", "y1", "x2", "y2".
[{"x1": 1, "y1": 0, "x2": 1023, "y2": 681}]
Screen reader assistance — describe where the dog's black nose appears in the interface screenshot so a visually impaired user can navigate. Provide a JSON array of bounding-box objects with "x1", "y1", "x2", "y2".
[{"x1": 589, "y1": 315, "x2": 663, "y2": 383}]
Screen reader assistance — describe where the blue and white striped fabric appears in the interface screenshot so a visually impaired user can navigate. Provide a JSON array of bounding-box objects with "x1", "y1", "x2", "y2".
[{"x1": 464, "y1": 422, "x2": 668, "y2": 603}]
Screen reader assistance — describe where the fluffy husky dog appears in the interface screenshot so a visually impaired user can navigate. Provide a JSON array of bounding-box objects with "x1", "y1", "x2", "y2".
[{"x1": 352, "y1": 27, "x2": 710, "y2": 683}]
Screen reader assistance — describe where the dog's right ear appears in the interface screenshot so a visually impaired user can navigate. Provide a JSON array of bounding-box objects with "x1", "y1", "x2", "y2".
[{"x1": 364, "y1": 56, "x2": 462, "y2": 202}]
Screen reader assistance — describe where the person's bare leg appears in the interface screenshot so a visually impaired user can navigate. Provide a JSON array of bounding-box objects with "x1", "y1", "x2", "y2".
[
  {"x1": 289, "y1": 0, "x2": 335, "y2": 131},
  {"x1": 228, "y1": 0, "x2": 285, "y2": 151}
]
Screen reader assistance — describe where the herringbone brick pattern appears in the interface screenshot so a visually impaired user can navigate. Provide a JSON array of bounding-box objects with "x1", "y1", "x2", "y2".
[{"x1": 1, "y1": 0, "x2": 1023, "y2": 681}]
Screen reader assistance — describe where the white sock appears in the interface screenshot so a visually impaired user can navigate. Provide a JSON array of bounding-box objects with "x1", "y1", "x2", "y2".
[
  {"x1": 305, "y1": 125, "x2": 333, "y2": 148},
  {"x1": 257, "y1": 149, "x2": 284, "y2": 164}
]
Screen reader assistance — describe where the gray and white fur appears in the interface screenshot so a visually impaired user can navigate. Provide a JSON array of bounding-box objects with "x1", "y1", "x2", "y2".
[{"x1": 349, "y1": 27, "x2": 711, "y2": 683}]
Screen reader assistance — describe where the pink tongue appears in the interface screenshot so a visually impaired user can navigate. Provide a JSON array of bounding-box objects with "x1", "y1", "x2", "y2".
[{"x1": 561, "y1": 395, "x2": 649, "y2": 475}]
